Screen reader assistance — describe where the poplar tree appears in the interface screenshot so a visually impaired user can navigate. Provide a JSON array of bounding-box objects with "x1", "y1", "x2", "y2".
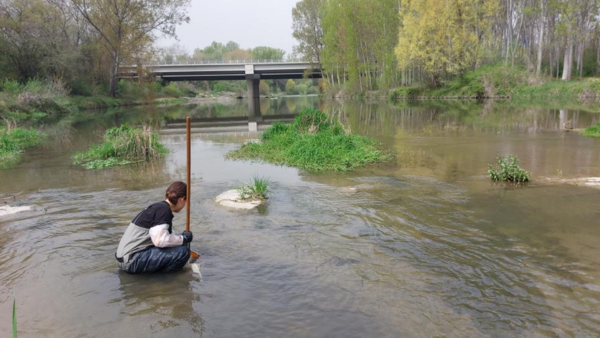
[{"x1": 292, "y1": 0, "x2": 325, "y2": 63}]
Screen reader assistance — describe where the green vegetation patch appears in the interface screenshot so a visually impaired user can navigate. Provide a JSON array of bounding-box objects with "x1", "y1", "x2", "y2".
[
  {"x1": 236, "y1": 177, "x2": 270, "y2": 200},
  {"x1": 584, "y1": 123, "x2": 600, "y2": 137},
  {"x1": 228, "y1": 109, "x2": 389, "y2": 171},
  {"x1": 0, "y1": 127, "x2": 43, "y2": 163},
  {"x1": 73, "y1": 124, "x2": 168, "y2": 169},
  {"x1": 488, "y1": 155, "x2": 531, "y2": 183},
  {"x1": 389, "y1": 65, "x2": 600, "y2": 103}
]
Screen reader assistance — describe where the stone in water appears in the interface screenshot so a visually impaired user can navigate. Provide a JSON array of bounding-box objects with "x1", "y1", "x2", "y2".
[
  {"x1": 0, "y1": 205, "x2": 32, "y2": 217},
  {"x1": 215, "y1": 190, "x2": 263, "y2": 210}
]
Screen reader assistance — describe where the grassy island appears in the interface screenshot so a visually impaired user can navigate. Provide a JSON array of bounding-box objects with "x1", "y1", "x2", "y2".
[
  {"x1": 488, "y1": 155, "x2": 531, "y2": 183},
  {"x1": 73, "y1": 125, "x2": 167, "y2": 169},
  {"x1": 228, "y1": 109, "x2": 389, "y2": 171}
]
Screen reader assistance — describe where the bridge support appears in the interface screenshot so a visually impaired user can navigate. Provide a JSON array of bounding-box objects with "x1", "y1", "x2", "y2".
[{"x1": 245, "y1": 65, "x2": 262, "y2": 126}]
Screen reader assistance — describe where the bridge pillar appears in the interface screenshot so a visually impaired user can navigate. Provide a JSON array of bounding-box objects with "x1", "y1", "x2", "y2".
[{"x1": 245, "y1": 65, "x2": 262, "y2": 124}]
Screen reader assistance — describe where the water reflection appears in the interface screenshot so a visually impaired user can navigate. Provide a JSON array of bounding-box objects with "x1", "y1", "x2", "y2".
[{"x1": 116, "y1": 272, "x2": 204, "y2": 336}]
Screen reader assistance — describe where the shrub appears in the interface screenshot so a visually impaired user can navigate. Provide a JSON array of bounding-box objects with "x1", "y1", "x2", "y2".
[
  {"x1": 1, "y1": 79, "x2": 23, "y2": 96},
  {"x1": 296, "y1": 83, "x2": 308, "y2": 95},
  {"x1": 162, "y1": 83, "x2": 183, "y2": 98},
  {"x1": 70, "y1": 80, "x2": 93, "y2": 96},
  {"x1": 307, "y1": 86, "x2": 319, "y2": 95},
  {"x1": 212, "y1": 82, "x2": 227, "y2": 93},
  {"x1": 488, "y1": 155, "x2": 531, "y2": 183},
  {"x1": 73, "y1": 124, "x2": 168, "y2": 169},
  {"x1": 117, "y1": 80, "x2": 140, "y2": 98},
  {"x1": 0, "y1": 127, "x2": 43, "y2": 161},
  {"x1": 175, "y1": 82, "x2": 198, "y2": 97},
  {"x1": 228, "y1": 108, "x2": 389, "y2": 171}
]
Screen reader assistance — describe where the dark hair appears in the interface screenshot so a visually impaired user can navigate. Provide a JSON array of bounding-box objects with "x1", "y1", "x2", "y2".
[{"x1": 166, "y1": 181, "x2": 187, "y2": 205}]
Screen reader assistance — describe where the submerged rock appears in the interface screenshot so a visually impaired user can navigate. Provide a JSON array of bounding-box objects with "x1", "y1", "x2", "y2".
[
  {"x1": 0, "y1": 205, "x2": 32, "y2": 217},
  {"x1": 215, "y1": 190, "x2": 264, "y2": 210},
  {"x1": 339, "y1": 183, "x2": 382, "y2": 193}
]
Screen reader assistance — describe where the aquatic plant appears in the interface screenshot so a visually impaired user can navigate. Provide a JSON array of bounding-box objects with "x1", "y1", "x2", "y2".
[
  {"x1": 73, "y1": 124, "x2": 167, "y2": 169},
  {"x1": 583, "y1": 123, "x2": 600, "y2": 137},
  {"x1": 228, "y1": 108, "x2": 389, "y2": 171},
  {"x1": 0, "y1": 127, "x2": 43, "y2": 162},
  {"x1": 12, "y1": 297, "x2": 17, "y2": 338},
  {"x1": 488, "y1": 155, "x2": 531, "y2": 183},
  {"x1": 236, "y1": 177, "x2": 270, "y2": 200}
]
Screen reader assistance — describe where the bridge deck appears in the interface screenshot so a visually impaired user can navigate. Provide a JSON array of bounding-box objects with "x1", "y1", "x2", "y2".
[{"x1": 119, "y1": 60, "x2": 322, "y2": 81}]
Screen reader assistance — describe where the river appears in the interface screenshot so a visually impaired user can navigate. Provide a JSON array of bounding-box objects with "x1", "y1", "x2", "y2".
[{"x1": 1, "y1": 97, "x2": 599, "y2": 337}]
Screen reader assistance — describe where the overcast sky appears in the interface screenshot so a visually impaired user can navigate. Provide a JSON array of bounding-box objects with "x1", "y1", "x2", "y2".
[{"x1": 157, "y1": 0, "x2": 300, "y2": 55}]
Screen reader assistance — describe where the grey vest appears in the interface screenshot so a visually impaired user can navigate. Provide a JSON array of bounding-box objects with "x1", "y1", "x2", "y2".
[{"x1": 116, "y1": 222, "x2": 154, "y2": 269}]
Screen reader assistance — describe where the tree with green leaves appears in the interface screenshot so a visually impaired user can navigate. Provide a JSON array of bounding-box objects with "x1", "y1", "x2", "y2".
[
  {"x1": 396, "y1": 0, "x2": 499, "y2": 83},
  {"x1": 292, "y1": 0, "x2": 324, "y2": 63},
  {"x1": 320, "y1": 0, "x2": 400, "y2": 91},
  {"x1": 71, "y1": 0, "x2": 190, "y2": 97},
  {"x1": 251, "y1": 46, "x2": 285, "y2": 61},
  {"x1": 285, "y1": 79, "x2": 296, "y2": 94}
]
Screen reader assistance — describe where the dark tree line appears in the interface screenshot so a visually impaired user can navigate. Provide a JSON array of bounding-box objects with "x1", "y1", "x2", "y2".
[{"x1": 0, "y1": 0, "x2": 190, "y2": 96}]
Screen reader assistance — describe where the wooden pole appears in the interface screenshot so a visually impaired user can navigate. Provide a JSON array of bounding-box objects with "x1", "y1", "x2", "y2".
[
  {"x1": 185, "y1": 117, "x2": 200, "y2": 261},
  {"x1": 186, "y1": 116, "x2": 191, "y2": 233}
]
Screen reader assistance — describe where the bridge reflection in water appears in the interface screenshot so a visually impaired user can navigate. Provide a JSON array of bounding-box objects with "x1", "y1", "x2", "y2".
[
  {"x1": 119, "y1": 60, "x2": 322, "y2": 122},
  {"x1": 160, "y1": 107, "x2": 297, "y2": 135}
]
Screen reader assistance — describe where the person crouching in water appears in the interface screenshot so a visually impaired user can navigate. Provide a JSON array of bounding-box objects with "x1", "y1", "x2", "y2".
[{"x1": 116, "y1": 181, "x2": 193, "y2": 273}]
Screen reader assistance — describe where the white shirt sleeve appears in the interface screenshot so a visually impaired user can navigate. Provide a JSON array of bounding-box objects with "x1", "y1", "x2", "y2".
[{"x1": 149, "y1": 224, "x2": 184, "y2": 248}]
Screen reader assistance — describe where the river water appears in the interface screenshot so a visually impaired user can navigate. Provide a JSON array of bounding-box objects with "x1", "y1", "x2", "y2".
[{"x1": 1, "y1": 97, "x2": 599, "y2": 337}]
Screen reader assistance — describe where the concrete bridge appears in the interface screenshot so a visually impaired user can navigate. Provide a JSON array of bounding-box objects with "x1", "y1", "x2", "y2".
[{"x1": 119, "y1": 60, "x2": 322, "y2": 117}]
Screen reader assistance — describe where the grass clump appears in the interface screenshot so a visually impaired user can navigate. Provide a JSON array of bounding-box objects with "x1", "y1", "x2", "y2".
[
  {"x1": 73, "y1": 124, "x2": 167, "y2": 169},
  {"x1": 228, "y1": 108, "x2": 389, "y2": 171},
  {"x1": 236, "y1": 177, "x2": 270, "y2": 200},
  {"x1": 0, "y1": 127, "x2": 43, "y2": 162},
  {"x1": 488, "y1": 155, "x2": 531, "y2": 183},
  {"x1": 583, "y1": 123, "x2": 600, "y2": 137}
]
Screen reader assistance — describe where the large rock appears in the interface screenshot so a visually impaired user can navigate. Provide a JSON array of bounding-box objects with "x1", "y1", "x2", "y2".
[
  {"x1": 0, "y1": 205, "x2": 32, "y2": 217},
  {"x1": 215, "y1": 190, "x2": 263, "y2": 210}
]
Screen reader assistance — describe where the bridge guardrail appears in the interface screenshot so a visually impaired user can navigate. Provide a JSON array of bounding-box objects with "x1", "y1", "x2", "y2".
[{"x1": 120, "y1": 59, "x2": 319, "y2": 67}]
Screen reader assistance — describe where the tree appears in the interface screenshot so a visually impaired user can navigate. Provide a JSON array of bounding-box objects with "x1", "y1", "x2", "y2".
[
  {"x1": 285, "y1": 79, "x2": 296, "y2": 93},
  {"x1": 197, "y1": 41, "x2": 225, "y2": 60},
  {"x1": 259, "y1": 80, "x2": 270, "y2": 95},
  {"x1": 71, "y1": 0, "x2": 190, "y2": 96},
  {"x1": 224, "y1": 49, "x2": 252, "y2": 60},
  {"x1": 251, "y1": 46, "x2": 285, "y2": 60},
  {"x1": 396, "y1": 0, "x2": 499, "y2": 83},
  {"x1": 320, "y1": 0, "x2": 400, "y2": 91},
  {"x1": 159, "y1": 43, "x2": 190, "y2": 63},
  {"x1": 0, "y1": 0, "x2": 85, "y2": 82},
  {"x1": 225, "y1": 41, "x2": 240, "y2": 53},
  {"x1": 292, "y1": 0, "x2": 325, "y2": 62}
]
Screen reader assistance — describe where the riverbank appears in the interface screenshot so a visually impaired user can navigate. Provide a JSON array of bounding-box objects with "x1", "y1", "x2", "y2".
[
  {"x1": 0, "y1": 128, "x2": 43, "y2": 168},
  {"x1": 388, "y1": 65, "x2": 600, "y2": 103},
  {"x1": 0, "y1": 79, "x2": 190, "y2": 125}
]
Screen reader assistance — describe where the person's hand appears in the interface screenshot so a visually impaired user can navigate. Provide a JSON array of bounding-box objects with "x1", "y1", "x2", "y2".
[{"x1": 182, "y1": 231, "x2": 193, "y2": 244}]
